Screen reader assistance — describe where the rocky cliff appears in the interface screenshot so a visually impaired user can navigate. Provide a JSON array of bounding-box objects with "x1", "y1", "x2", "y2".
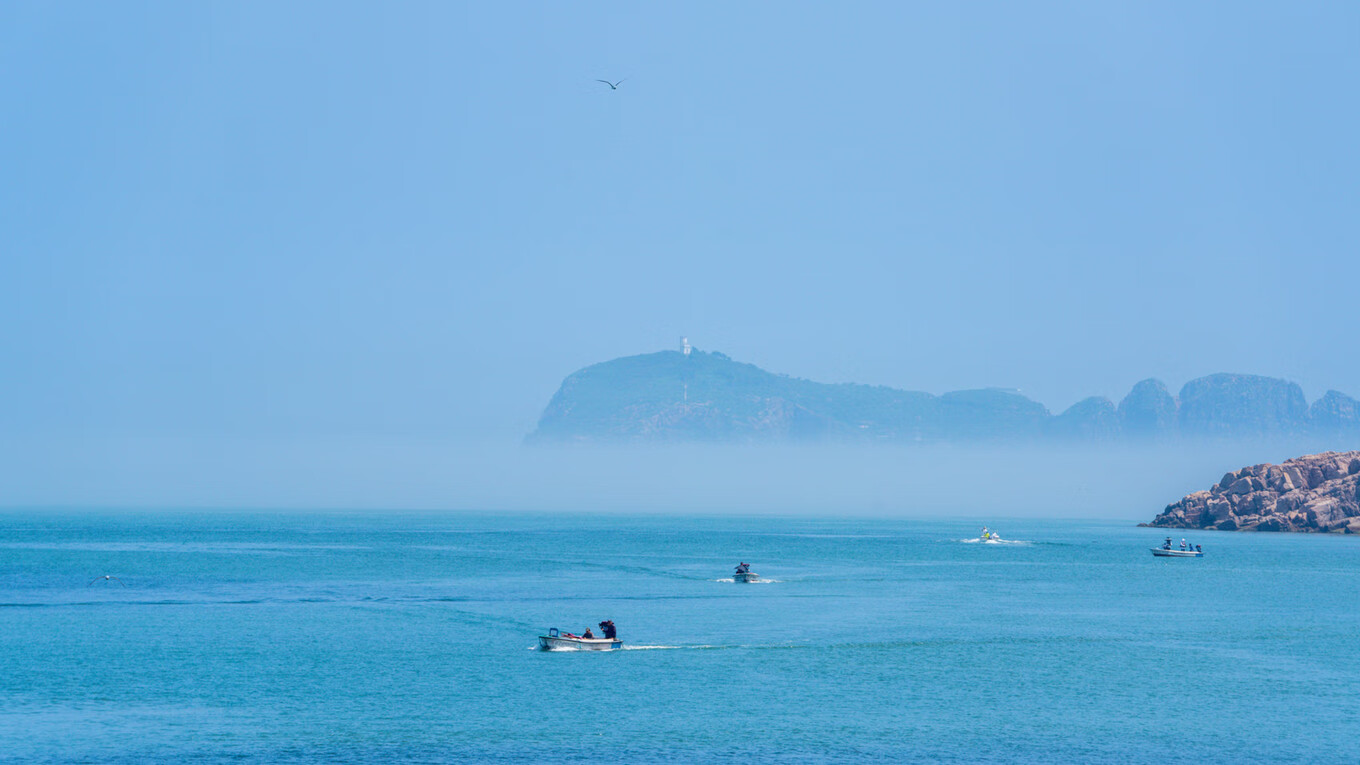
[
  {"x1": 530, "y1": 348, "x2": 1360, "y2": 446},
  {"x1": 1144, "y1": 452, "x2": 1360, "y2": 533}
]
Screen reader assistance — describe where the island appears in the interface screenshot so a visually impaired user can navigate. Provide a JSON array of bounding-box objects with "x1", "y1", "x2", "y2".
[
  {"x1": 529, "y1": 346, "x2": 1360, "y2": 446},
  {"x1": 1143, "y1": 451, "x2": 1360, "y2": 533}
]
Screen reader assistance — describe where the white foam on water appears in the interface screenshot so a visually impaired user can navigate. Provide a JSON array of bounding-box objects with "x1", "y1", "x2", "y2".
[
  {"x1": 532, "y1": 643, "x2": 692, "y2": 651},
  {"x1": 623, "y1": 644, "x2": 721, "y2": 650},
  {"x1": 712, "y1": 578, "x2": 781, "y2": 583},
  {"x1": 957, "y1": 537, "x2": 1032, "y2": 546}
]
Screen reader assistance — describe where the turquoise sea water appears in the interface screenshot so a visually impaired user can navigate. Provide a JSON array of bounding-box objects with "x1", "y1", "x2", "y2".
[{"x1": 1, "y1": 511, "x2": 1357, "y2": 763}]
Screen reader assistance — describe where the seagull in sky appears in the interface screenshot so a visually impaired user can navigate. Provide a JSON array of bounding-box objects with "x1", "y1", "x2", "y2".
[
  {"x1": 595, "y1": 78, "x2": 626, "y2": 90},
  {"x1": 88, "y1": 575, "x2": 125, "y2": 586}
]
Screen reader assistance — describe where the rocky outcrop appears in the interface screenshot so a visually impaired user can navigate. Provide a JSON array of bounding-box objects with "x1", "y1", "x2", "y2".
[
  {"x1": 1048, "y1": 397, "x2": 1119, "y2": 441},
  {"x1": 1117, "y1": 379, "x2": 1178, "y2": 440},
  {"x1": 1177, "y1": 374, "x2": 1309, "y2": 437},
  {"x1": 1144, "y1": 451, "x2": 1360, "y2": 533},
  {"x1": 1310, "y1": 391, "x2": 1360, "y2": 437}
]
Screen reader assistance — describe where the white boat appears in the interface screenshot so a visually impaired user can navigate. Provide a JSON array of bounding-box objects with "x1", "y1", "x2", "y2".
[
  {"x1": 1151, "y1": 548, "x2": 1203, "y2": 557},
  {"x1": 733, "y1": 570, "x2": 760, "y2": 583},
  {"x1": 538, "y1": 627, "x2": 622, "y2": 651}
]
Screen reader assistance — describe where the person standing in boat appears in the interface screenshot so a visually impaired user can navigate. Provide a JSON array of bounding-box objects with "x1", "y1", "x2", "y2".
[
  {"x1": 1180, "y1": 538, "x2": 1188, "y2": 550},
  {"x1": 599, "y1": 620, "x2": 616, "y2": 640}
]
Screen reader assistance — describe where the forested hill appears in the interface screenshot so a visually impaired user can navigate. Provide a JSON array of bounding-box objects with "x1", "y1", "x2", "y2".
[{"x1": 528, "y1": 349, "x2": 1360, "y2": 445}]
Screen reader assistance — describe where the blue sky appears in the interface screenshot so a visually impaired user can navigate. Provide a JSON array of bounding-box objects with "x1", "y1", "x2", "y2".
[{"x1": 2, "y1": 2, "x2": 1359, "y2": 507}]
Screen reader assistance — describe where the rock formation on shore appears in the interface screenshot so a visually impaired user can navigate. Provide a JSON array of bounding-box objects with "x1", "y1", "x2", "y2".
[{"x1": 1144, "y1": 451, "x2": 1360, "y2": 533}]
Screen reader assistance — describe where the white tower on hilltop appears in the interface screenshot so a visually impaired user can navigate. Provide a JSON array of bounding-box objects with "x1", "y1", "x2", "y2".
[{"x1": 682, "y1": 337, "x2": 692, "y2": 356}]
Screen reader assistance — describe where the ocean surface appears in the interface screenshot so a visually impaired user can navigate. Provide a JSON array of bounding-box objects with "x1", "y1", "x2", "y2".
[{"x1": 1, "y1": 511, "x2": 1357, "y2": 764}]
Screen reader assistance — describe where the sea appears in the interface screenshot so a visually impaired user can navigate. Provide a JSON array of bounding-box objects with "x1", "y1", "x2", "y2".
[{"x1": 1, "y1": 511, "x2": 1357, "y2": 764}]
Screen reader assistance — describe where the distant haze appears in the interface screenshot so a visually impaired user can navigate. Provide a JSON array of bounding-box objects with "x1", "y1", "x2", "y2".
[
  {"x1": 530, "y1": 349, "x2": 1360, "y2": 445},
  {"x1": 2, "y1": 3, "x2": 1358, "y2": 511}
]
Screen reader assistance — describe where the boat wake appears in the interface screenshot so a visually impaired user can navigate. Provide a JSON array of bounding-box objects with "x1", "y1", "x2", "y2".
[
  {"x1": 712, "y1": 578, "x2": 781, "y2": 583},
  {"x1": 957, "y1": 537, "x2": 1031, "y2": 546}
]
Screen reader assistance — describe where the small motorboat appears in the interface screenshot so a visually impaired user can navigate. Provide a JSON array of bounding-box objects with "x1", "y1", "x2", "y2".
[
  {"x1": 733, "y1": 570, "x2": 760, "y2": 583},
  {"x1": 538, "y1": 627, "x2": 622, "y2": 651},
  {"x1": 1151, "y1": 548, "x2": 1203, "y2": 557}
]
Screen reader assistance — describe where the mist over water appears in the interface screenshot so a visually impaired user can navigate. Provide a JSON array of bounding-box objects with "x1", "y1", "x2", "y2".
[{"x1": 3, "y1": 434, "x2": 1350, "y2": 517}]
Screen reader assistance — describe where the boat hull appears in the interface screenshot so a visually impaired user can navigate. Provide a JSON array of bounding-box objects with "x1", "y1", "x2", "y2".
[
  {"x1": 1151, "y1": 548, "x2": 1203, "y2": 557},
  {"x1": 733, "y1": 571, "x2": 760, "y2": 583},
  {"x1": 538, "y1": 635, "x2": 622, "y2": 651}
]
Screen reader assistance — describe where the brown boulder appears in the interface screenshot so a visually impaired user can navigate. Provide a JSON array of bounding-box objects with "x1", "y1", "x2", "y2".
[{"x1": 1148, "y1": 451, "x2": 1360, "y2": 533}]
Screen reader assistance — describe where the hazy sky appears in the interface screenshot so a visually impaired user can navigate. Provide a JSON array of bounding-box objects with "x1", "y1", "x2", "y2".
[{"x1": 3, "y1": 2, "x2": 1359, "y2": 508}]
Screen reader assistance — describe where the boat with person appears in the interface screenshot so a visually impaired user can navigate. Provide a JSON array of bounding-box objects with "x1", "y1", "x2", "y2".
[
  {"x1": 538, "y1": 622, "x2": 621, "y2": 651},
  {"x1": 733, "y1": 562, "x2": 760, "y2": 583},
  {"x1": 1152, "y1": 537, "x2": 1204, "y2": 557},
  {"x1": 1151, "y1": 548, "x2": 1203, "y2": 557}
]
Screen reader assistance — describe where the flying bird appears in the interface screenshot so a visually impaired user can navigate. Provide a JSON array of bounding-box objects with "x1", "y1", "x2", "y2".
[
  {"x1": 595, "y1": 79, "x2": 626, "y2": 90},
  {"x1": 88, "y1": 575, "x2": 125, "y2": 586}
]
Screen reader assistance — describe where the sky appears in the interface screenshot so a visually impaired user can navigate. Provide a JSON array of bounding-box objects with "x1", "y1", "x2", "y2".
[{"x1": 2, "y1": 2, "x2": 1359, "y2": 509}]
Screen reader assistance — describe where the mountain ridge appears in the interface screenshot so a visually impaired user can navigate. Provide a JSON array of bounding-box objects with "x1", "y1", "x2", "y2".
[{"x1": 529, "y1": 349, "x2": 1360, "y2": 445}]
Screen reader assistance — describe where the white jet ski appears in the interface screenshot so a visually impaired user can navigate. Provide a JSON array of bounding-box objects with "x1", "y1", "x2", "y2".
[{"x1": 537, "y1": 627, "x2": 622, "y2": 651}]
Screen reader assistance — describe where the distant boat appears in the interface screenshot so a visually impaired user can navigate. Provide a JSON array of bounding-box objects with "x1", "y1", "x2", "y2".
[
  {"x1": 1151, "y1": 548, "x2": 1203, "y2": 558},
  {"x1": 538, "y1": 627, "x2": 622, "y2": 651},
  {"x1": 733, "y1": 570, "x2": 760, "y2": 583}
]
